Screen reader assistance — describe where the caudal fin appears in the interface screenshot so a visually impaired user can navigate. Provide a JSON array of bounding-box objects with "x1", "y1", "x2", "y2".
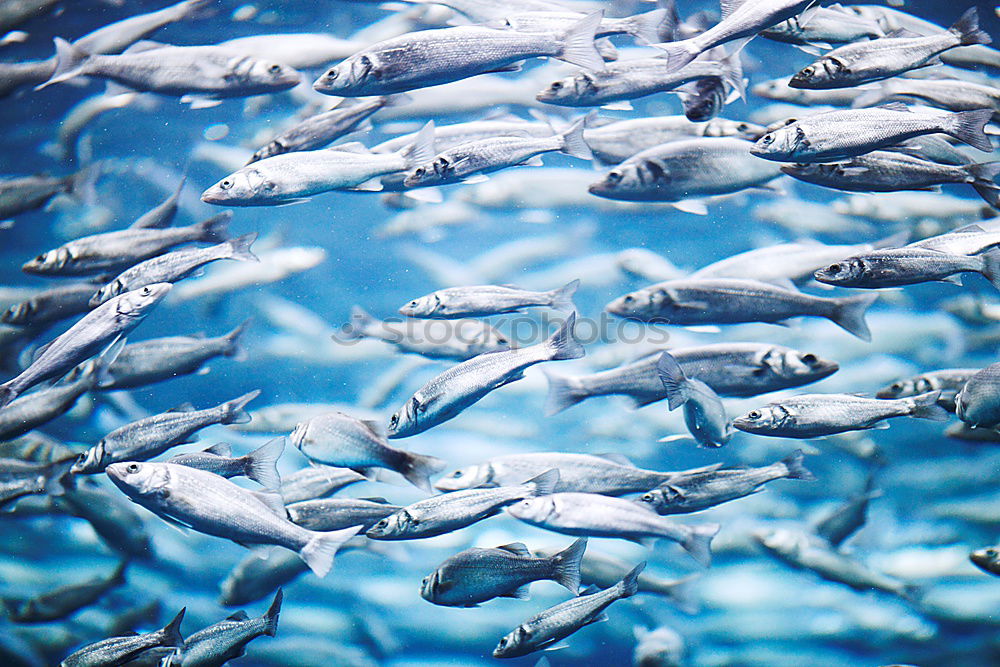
[
  {"x1": 525, "y1": 468, "x2": 560, "y2": 496},
  {"x1": 557, "y1": 11, "x2": 605, "y2": 71},
  {"x1": 680, "y1": 522, "x2": 719, "y2": 567},
  {"x1": 400, "y1": 451, "x2": 447, "y2": 492},
  {"x1": 830, "y1": 293, "x2": 879, "y2": 341},
  {"x1": 244, "y1": 437, "x2": 284, "y2": 490},
  {"x1": 550, "y1": 537, "x2": 587, "y2": 593},
  {"x1": 617, "y1": 561, "x2": 646, "y2": 598},
  {"x1": 548, "y1": 279, "x2": 580, "y2": 314},
  {"x1": 719, "y1": 52, "x2": 746, "y2": 100},
  {"x1": 779, "y1": 449, "x2": 816, "y2": 481},
  {"x1": 261, "y1": 589, "x2": 282, "y2": 636},
  {"x1": 908, "y1": 391, "x2": 950, "y2": 421},
  {"x1": 949, "y1": 7, "x2": 991, "y2": 46},
  {"x1": 542, "y1": 369, "x2": 588, "y2": 415},
  {"x1": 36, "y1": 37, "x2": 89, "y2": 90},
  {"x1": 219, "y1": 389, "x2": 261, "y2": 425},
  {"x1": 654, "y1": 38, "x2": 698, "y2": 73},
  {"x1": 402, "y1": 121, "x2": 436, "y2": 168},
  {"x1": 967, "y1": 161, "x2": 1000, "y2": 209},
  {"x1": 944, "y1": 108, "x2": 994, "y2": 153},
  {"x1": 300, "y1": 525, "x2": 363, "y2": 577},
  {"x1": 978, "y1": 247, "x2": 1000, "y2": 291},
  {"x1": 224, "y1": 232, "x2": 259, "y2": 262},
  {"x1": 545, "y1": 312, "x2": 585, "y2": 361},
  {"x1": 196, "y1": 210, "x2": 233, "y2": 243},
  {"x1": 160, "y1": 607, "x2": 186, "y2": 647},
  {"x1": 624, "y1": 8, "x2": 672, "y2": 45},
  {"x1": 222, "y1": 319, "x2": 250, "y2": 358},
  {"x1": 558, "y1": 117, "x2": 593, "y2": 161},
  {"x1": 655, "y1": 351, "x2": 689, "y2": 411}
]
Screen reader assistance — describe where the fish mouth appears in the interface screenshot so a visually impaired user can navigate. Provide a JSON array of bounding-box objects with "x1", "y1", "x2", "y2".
[
  {"x1": 200, "y1": 187, "x2": 227, "y2": 204},
  {"x1": 730, "y1": 417, "x2": 753, "y2": 431},
  {"x1": 787, "y1": 73, "x2": 811, "y2": 89},
  {"x1": 103, "y1": 462, "x2": 127, "y2": 481}
]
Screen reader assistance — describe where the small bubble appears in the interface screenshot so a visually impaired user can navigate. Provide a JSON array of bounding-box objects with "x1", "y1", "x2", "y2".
[{"x1": 204, "y1": 124, "x2": 230, "y2": 141}]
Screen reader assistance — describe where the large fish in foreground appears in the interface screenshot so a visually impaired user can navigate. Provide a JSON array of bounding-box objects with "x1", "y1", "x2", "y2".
[{"x1": 106, "y1": 462, "x2": 361, "y2": 576}]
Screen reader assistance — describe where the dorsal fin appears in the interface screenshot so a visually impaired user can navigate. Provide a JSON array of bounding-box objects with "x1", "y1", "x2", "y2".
[
  {"x1": 226, "y1": 610, "x2": 250, "y2": 621},
  {"x1": 595, "y1": 453, "x2": 635, "y2": 467},
  {"x1": 202, "y1": 443, "x2": 233, "y2": 457},
  {"x1": 496, "y1": 542, "x2": 532, "y2": 557}
]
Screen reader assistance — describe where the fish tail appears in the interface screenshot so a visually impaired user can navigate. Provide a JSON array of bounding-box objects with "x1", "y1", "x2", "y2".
[
  {"x1": 655, "y1": 351, "x2": 689, "y2": 411},
  {"x1": 300, "y1": 525, "x2": 362, "y2": 577},
  {"x1": 196, "y1": 210, "x2": 233, "y2": 244},
  {"x1": 219, "y1": 389, "x2": 261, "y2": 424},
  {"x1": 545, "y1": 312, "x2": 585, "y2": 361},
  {"x1": 400, "y1": 452, "x2": 447, "y2": 492},
  {"x1": 680, "y1": 522, "x2": 719, "y2": 567},
  {"x1": 222, "y1": 319, "x2": 251, "y2": 358},
  {"x1": 653, "y1": 38, "x2": 697, "y2": 73},
  {"x1": 617, "y1": 561, "x2": 646, "y2": 598},
  {"x1": 967, "y1": 161, "x2": 1000, "y2": 208},
  {"x1": 36, "y1": 37, "x2": 90, "y2": 90},
  {"x1": 556, "y1": 11, "x2": 605, "y2": 72},
  {"x1": 244, "y1": 437, "x2": 284, "y2": 491},
  {"x1": 719, "y1": 51, "x2": 746, "y2": 101},
  {"x1": 68, "y1": 162, "x2": 101, "y2": 206},
  {"x1": 401, "y1": 120, "x2": 436, "y2": 168},
  {"x1": 524, "y1": 468, "x2": 560, "y2": 496},
  {"x1": 262, "y1": 589, "x2": 282, "y2": 636},
  {"x1": 180, "y1": 0, "x2": 214, "y2": 19},
  {"x1": 944, "y1": 108, "x2": 994, "y2": 153},
  {"x1": 779, "y1": 449, "x2": 816, "y2": 481},
  {"x1": 558, "y1": 117, "x2": 593, "y2": 161},
  {"x1": 160, "y1": 607, "x2": 186, "y2": 647},
  {"x1": 949, "y1": 7, "x2": 991, "y2": 47},
  {"x1": 225, "y1": 232, "x2": 259, "y2": 262},
  {"x1": 652, "y1": 573, "x2": 700, "y2": 613},
  {"x1": 908, "y1": 391, "x2": 950, "y2": 421},
  {"x1": 978, "y1": 246, "x2": 1000, "y2": 291},
  {"x1": 829, "y1": 293, "x2": 879, "y2": 341},
  {"x1": 542, "y1": 368, "x2": 588, "y2": 415},
  {"x1": 548, "y1": 278, "x2": 580, "y2": 314},
  {"x1": 623, "y1": 8, "x2": 672, "y2": 45},
  {"x1": 551, "y1": 537, "x2": 587, "y2": 594}
]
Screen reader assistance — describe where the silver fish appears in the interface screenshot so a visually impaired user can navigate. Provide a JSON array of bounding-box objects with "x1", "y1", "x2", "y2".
[
  {"x1": 969, "y1": 545, "x2": 1000, "y2": 576},
  {"x1": 638, "y1": 450, "x2": 814, "y2": 514},
  {"x1": 733, "y1": 391, "x2": 948, "y2": 438},
  {"x1": 278, "y1": 465, "x2": 367, "y2": 505},
  {"x1": 22, "y1": 213, "x2": 231, "y2": 276},
  {"x1": 4, "y1": 562, "x2": 127, "y2": 623},
  {"x1": 813, "y1": 246, "x2": 1000, "y2": 290},
  {"x1": 286, "y1": 496, "x2": 401, "y2": 532},
  {"x1": 73, "y1": 0, "x2": 209, "y2": 55},
  {"x1": 367, "y1": 469, "x2": 559, "y2": 540},
  {"x1": 656, "y1": 351, "x2": 733, "y2": 448},
  {"x1": 290, "y1": 410, "x2": 445, "y2": 491},
  {"x1": 342, "y1": 306, "x2": 510, "y2": 360},
  {"x1": 0, "y1": 283, "x2": 171, "y2": 407},
  {"x1": 387, "y1": 313, "x2": 584, "y2": 438},
  {"x1": 492, "y1": 561, "x2": 644, "y2": 658},
  {"x1": 955, "y1": 362, "x2": 1000, "y2": 427},
  {"x1": 690, "y1": 240, "x2": 888, "y2": 284},
  {"x1": 177, "y1": 590, "x2": 281, "y2": 665},
  {"x1": 106, "y1": 462, "x2": 361, "y2": 576},
  {"x1": 750, "y1": 104, "x2": 994, "y2": 162},
  {"x1": 73, "y1": 389, "x2": 260, "y2": 474},
  {"x1": 169, "y1": 438, "x2": 284, "y2": 491},
  {"x1": 851, "y1": 77, "x2": 1000, "y2": 117},
  {"x1": 761, "y1": 4, "x2": 884, "y2": 46},
  {"x1": 877, "y1": 368, "x2": 979, "y2": 411},
  {"x1": 544, "y1": 342, "x2": 838, "y2": 413},
  {"x1": 582, "y1": 115, "x2": 765, "y2": 164},
  {"x1": 789, "y1": 8, "x2": 991, "y2": 89},
  {"x1": 507, "y1": 492, "x2": 719, "y2": 565},
  {"x1": 219, "y1": 551, "x2": 307, "y2": 607},
  {"x1": 0, "y1": 361, "x2": 99, "y2": 441},
  {"x1": 420, "y1": 537, "x2": 586, "y2": 607},
  {"x1": 606, "y1": 278, "x2": 878, "y2": 340},
  {"x1": 399, "y1": 280, "x2": 579, "y2": 318},
  {"x1": 89, "y1": 232, "x2": 259, "y2": 307},
  {"x1": 0, "y1": 455, "x2": 74, "y2": 509},
  {"x1": 1, "y1": 281, "x2": 98, "y2": 328},
  {"x1": 130, "y1": 176, "x2": 185, "y2": 230},
  {"x1": 59, "y1": 607, "x2": 186, "y2": 667},
  {"x1": 313, "y1": 14, "x2": 605, "y2": 97}
]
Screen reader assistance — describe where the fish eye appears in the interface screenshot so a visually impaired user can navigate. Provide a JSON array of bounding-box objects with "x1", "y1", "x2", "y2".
[
  {"x1": 623, "y1": 295, "x2": 634, "y2": 303},
  {"x1": 607, "y1": 170, "x2": 623, "y2": 184},
  {"x1": 761, "y1": 134, "x2": 773, "y2": 145},
  {"x1": 498, "y1": 638, "x2": 507, "y2": 648},
  {"x1": 326, "y1": 68, "x2": 337, "y2": 80},
  {"x1": 389, "y1": 414, "x2": 399, "y2": 427},
  {"x1": 141, "y1": 287, "x2": 151, "y2": 296},
  {"x1": 801, "y1": 353, "x2": 817, "y2": 364},
  {"x1": 551, "y1": 81, "x2": 563, "y2": 91},
  {"x1": 641, "y1": 493, "x2": 653, "y2": 502},
  {"x1": 826, "y1": 263, "x2": 842, "y2": 274},
  {"x1": 125, "y1": 463, "x2": 140, "y2": 474},
  {"x1": 738, "y1": 123, "x2": 749, "y2": 131},
  {"x1": 268, "y1": 64, "x2": 281, "y2": 74},
  {"x1": 748, "y1": 410, "x2": 761, "y2": 420},
  {"x1": 802, "y1": 66, "x2": 813, "y2": 75},
  {"x1": 987, "y1": 548, "x2": 998, "y2": 557},
  {"x1": 220, "y1": 179, "x2": 233, "y2": 190},
  {"x1": 450, "y1": 470, "x2": 463, "y2": 478},
  {"x1": 891, "y1": 382, "x2": 903, "y2": 391},
  {"x1": 35, "y1": 254, "x2": 46, "y2": 262}
]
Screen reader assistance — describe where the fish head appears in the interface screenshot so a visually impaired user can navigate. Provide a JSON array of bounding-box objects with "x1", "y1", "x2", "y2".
[
  {"x1": 770, "y1": 347, "x2": 839, "y2": 384},
  {"x1": 493, "y1": 625, "x2": 531, "y2": 658},
  {"x1": 105, "y1": 461, "x2": 170, "y2": 498},
  {"x1": 707, "y1": 119, "x2": 767, "y2": 141},
  {"x1": 403, "y1": 156, "x2": 452, "y2": 188},
  {"x1": 466, "y1": 323, "x2": 510, "y2": 354},
  {"x1": 813, "y1": 257, "x2": 867, "y2": 286},
  {"x1": 314, "y1": 53, "x2": 378, "y2": 95},
  {"x1": 1, "y1": 298, "x2": 35, "y2": 325},
  {"x1": 71, "y1": 442, "x2": 105, "y2": 475},
  {"x1": 240, "y1": 58, "x2": 301, "y2": 91},
  {"x1": 89, "y1": 279, "x2": 123, "y2": 308},
  {"x1": 366, "y1": 509, "x2": 411, "y2": 538},
  {"x1": 419, "y1": 568, "x2": 450, "y2": 601},
  {"x1": 506, "y1": 495, "x2": 555, "y2": 523},
  {"x1": 789, "y1": 57, "x2": 844, "y2": 90},
  {"x1": 970, "y1": 547, "x2": 999, "y2": 573},
  {"x1": 535, "y1": 74, "x2": 591, "y2": 104},
  {"x1": 398, "y1": 294, "x2": 440, "y2": 318},
  {"x1": 201, "y1": 168, "x2": 270, "y2": 205},
  {"x1": 605, "y1": 289, "x2": 646, "y2": 319},
  {"x1": 434, "y1": 463, "x2": 492, "y2": 492},
  {"x1": 386, "y1": 397, "x2": 420, "y2": 438},
  {"x1": 750, "y1": 79, "x2": 784, "y2": 100},
  {"x1": 876, "y1": 376, "x2": 927, "y2": 400},
  {"x1": 22, "y1": 247, "x2": 71, "y2": 274},
  {"x1": 750, "y1": 124, "x2": 805, "y2": 160},
  {"x1": 954, "y1": 387, "x2": 971, "y2": 422},
  {"x1": 732, "y1": 404, "x2": 787, "y2": 433},
  {"x1": 590, "y1": 159, "x2": 669, "y2": 200},
  {"x1": 114, "y1": 283, "x2": 172, "y2": 320},
  {"x1": 639, "y1": 485, "x2": 676, "y2": 508},
  {"x1": 753, "y1": 527, "x2": 806, "y2": 556}
]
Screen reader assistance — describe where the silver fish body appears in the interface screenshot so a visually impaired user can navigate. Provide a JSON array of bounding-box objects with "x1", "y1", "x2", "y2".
[
  {"x1": 813, "y1": 246, "x2": 1000, "y2": 290},
  {"x1": 877, "y1": 368, "x2": 979, "y2": 411},
  {"x1": 342, "y1": 306, "x2": 510, "y2": 360},
  {"x1": 399, "y1": 281, "x2": 579, "y2": 318}
]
